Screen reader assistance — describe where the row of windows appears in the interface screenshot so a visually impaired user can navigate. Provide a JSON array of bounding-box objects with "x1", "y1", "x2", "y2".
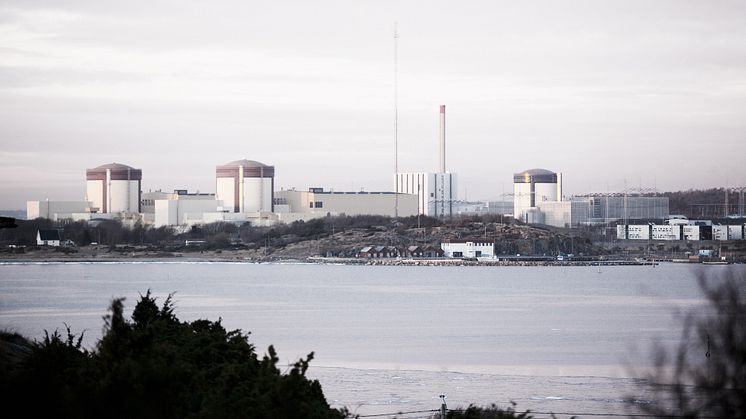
[{"x1": 309, "y1": 201, "x2": 323, "y2": 208}]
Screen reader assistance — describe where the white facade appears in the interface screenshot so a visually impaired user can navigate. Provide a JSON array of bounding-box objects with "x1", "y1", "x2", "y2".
[
  {"x1": 215, "y1": 160, "x2": 274, "y2": 213},
  {"x1": 36, "y1": 231, "x2": 60, "y2": 247},
  {"x1": 216, "y1": 176, "x2": 273, "y2": 213},
  {"x1": 276, "y1": 189, "x2": 418, "y2": 217},
  {"x1": 396, "y1": 172, "x2": 457, "y2": 217},
  {"x1": 154, "y1": 199, "x2": 221, "y2": 227},
  {"x1": 85, "y1": 163, "x2": 142, "y2": 214},
  {"x1": 538, "y1": 201, "x2": 590, "y2": 228},
  {"x1": 682, "y1": 225, "x2": 700, "y2": 241},
  {"x1": 441, "y1": 240, "x2": 494, "y2": 258},
  {"x1": 616, "y1": 225, "x2": 626, "y2": 240},
  {"x1": 712, "y1": 225, "x2": 728, "y2": 241},
  {"x1": 513, "y1": 169, "x2": 562, "y2": 223},
  {"x1": 652, "y1": 225, "x2": 682, "y2": 240},
  {"x1": 728, "y1": 225, "x2": 744, "y2": 240},
  {"x1": 27, "y1": 201, "x2": 91, "y2": 220},
  {"x1": 627, "y1": 225, "x2": 650, "y2": 240}
]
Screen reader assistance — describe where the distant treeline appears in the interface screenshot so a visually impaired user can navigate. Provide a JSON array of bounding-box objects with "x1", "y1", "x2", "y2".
[
  {"x1": 657, "y1": 188, "x2": 745, "y2": 218},
  {"x1": 0, "y1": 214, "x2": 452, "y2": 249}
]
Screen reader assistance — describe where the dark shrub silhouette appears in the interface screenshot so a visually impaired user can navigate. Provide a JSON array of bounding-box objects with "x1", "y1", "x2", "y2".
[
  {"x1": 1, "y1": 292, "x2": 346, "y2": 419},
  {"x1": 635, "y1": 269, "x2": 746, "y2": 418}
]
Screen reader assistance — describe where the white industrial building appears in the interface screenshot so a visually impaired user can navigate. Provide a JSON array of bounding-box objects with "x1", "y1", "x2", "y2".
[
  {"x1": 275, "y1": 188, "x2": 418, "y2": 218},
  {"x1": 397, "y1": 105, "x2": 457, "y2": 218},
  {"x1": 27, "y1": 200, "x2": 91, "y2": 220},
  {"x1": 144, "y1": 190, "x2": 220, "y2": 227},
  {"x1": 617, "y1": 223, "x2": 746, "y2": 241},
  {"x1": 215, "y1": 159, "x2": 274, "y2": 213},
  {"x1": 86, "y1": 163, "x2": 142, "y2": 214},
  {"x1": 441, "y1": 239, "x2": 495, "y2": 258},
  {"x1": 513, "y1": 168, "x2": 562, "y2": 223},
  {"x1": 537, "y1": 201, "x2": 590, "y2": 228},
  {"x1": 396, "y1": 172, "x2": 457, "y2": 218}
]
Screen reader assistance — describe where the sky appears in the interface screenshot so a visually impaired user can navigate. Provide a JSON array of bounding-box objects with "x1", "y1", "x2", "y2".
[{"x1": 1, "y1": 0, "x2": 745, "y2": 209}]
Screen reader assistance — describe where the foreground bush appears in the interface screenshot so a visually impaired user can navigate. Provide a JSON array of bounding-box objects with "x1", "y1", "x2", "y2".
[
  {"x1": 0, "y1": 292, "x2": 346, "y2": 419},
  {"x1": 636, "y1": 268, "x2": 746, "y2": 418}
]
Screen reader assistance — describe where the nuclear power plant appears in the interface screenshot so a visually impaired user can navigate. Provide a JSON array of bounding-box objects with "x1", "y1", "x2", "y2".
[{"x1": 24, "y1": 103, "x2": 680, "y2": 230}]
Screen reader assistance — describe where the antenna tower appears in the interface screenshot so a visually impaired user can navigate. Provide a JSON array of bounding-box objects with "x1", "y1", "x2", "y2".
[{"x1": 394, "y1": 23, "x2": 399, "y2": 218}]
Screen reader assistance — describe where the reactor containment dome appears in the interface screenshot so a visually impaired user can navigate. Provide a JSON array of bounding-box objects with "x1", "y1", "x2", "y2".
[
  {"x1": 513, "y1": 168, "x2": 562, "y2": 222},
  {"x1": 215, "y1": 159, "x2": 275, "y2": 213},
  {"x1": 85, "y1": 163, "x2": 142, "y2": 214}
]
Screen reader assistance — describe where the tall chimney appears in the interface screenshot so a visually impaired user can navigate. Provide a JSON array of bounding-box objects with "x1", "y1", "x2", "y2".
[{"x1": 439, "y1": 105, "x2": 446, "y2": 173}]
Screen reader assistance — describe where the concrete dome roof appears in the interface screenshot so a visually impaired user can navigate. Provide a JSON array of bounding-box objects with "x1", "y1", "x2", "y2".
[
  {"x1": 513, "y1": 168, "x2": 558, "y2": 183},
  {"x1": 515, "y1": 168, "x2": 555, "y2": 176},
  {"x1": 91, "y1": 162, "x2": 137, "y2": 171},
  {"x1": 221, "y1": 159, "x2": 271, "y2": 168}
]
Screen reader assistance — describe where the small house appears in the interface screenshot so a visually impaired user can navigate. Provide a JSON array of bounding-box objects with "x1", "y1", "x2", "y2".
[
  {"x1": 37, "y1": 229, "x2": 61, "y2": 247},
  {"x1": 422, "y1": 245, "x2": 445, "y2": 258}
]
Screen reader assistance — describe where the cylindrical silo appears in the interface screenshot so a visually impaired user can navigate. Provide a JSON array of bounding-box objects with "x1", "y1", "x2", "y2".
[
  {"x1": 86, "y1": 163, "x2": 142, "y2": 213},
  {"x1": 215, "y1": 159, "x2": 275, "y2": 213}
]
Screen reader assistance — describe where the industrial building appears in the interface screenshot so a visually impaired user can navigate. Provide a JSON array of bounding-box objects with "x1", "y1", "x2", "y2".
[
  {"x1": 509, "y1": 167, "x2": 670, "y2": 228},
  {"x1": 617, "y1": 223, "x2": 745, "y2": 241},
  {"x1": 441, "y1": 239, "x2": 495, "y2": 258},
  {"x1": 513, "y1": 168, "x2": 562, "y2": 223},
  {"x1": 86, "y1": 163, "x2": 142, "y2": 213},
  {"x1": 537, "y1": 200, "x2": 591, "y2": 228},
  {"x1": 275, "y1": 188, "x2": 418, "y2": 218},
  {"x1": 397, "y1": 105, "x2": 457, "y2": 217},
  {"x1": 27, "y1": 201, "x2": 91, "y2": 221},
  {"x1": 396, "y1": 172, "x2": 457, "y2": 217},
  {"x1": 140, "y1": 190, "x2": 220, "y2": 227},
  {"x1": 215, "y1": 159, "x2": 274, "y2": 213},
  {"x1": 585, "y1": 195, "x2": 669, "y2": 223}
]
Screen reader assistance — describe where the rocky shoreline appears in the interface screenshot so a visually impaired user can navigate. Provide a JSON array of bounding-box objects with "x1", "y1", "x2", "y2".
[{"x1": 0, "y1": 249, "x2": 659, "y2": 266}]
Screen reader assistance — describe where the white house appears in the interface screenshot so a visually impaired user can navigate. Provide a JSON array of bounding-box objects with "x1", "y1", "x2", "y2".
[
  {"x1": 441, "y1": 239, "x2": 494, "y2": 258},
  {"x1": 37, "y1": 229, "x2": 61, "y2": 247}
]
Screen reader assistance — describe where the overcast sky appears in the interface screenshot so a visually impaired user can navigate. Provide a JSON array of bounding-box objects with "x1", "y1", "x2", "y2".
[{"x1": 1, "y1": 0, "x2": 745, "y2": 209}]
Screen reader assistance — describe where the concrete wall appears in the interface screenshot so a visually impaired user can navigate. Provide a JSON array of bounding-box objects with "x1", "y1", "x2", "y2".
[
  {"x1": 397, "y1": 172, "x2": 456, "y2": 217},
  {"x1": 154, "y1": 199, "x2": 220, "y2": 227},
  {"x1": 86, "y1": 179, "x2": 139, "y2": 213},
  {"x1": 108, "y1": 180, "x2": 140, "y2": 213},
  {"x1": 514, "y1": 182, "x2": 559, "y2": 222},
  {"x1": 216, "y1": 177, "x2": 235, "y2": 212},
  {"x1": 86, "y1": 180, "x2": 104, "y2": 213},
  {"x1": 276, "y1": 190, "x2": 418, "y2": 217},
  {"x1": 242, "y1": 177, "x2": 273, "y2": 212},
  {"x1": 27, "y1": 201, "x2": 91, "y2": 220}
]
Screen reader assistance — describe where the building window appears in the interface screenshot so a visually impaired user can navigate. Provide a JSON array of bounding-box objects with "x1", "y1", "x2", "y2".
[
  {"x1": 315, "y1": 202, "x2": 323, "y2": 208},
  {"x1": 309, "y1": 202, "x2": 314, "y2": 208},
  {"x1": 453, "y1": 251, "x2": 463, "y2": 257}
]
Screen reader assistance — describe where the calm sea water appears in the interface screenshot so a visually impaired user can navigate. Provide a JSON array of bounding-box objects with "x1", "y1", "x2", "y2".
[{"x1": 0, "y1": 262, "x2": 739, "y2": 417}]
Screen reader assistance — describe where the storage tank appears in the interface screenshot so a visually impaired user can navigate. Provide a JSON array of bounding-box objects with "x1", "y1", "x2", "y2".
[
  {"x1": 215, "y1": 159, "x2": 274, "y2": 213},
  {"x1": 513, "y1": 168, "x2": 561, "y2": 222},
  {"x1": 85, "y1": 163, "x2": 142, "y2": 213}
]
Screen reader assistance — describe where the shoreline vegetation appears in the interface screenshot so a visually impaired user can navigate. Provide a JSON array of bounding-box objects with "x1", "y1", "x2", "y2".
[
  {"x1": 0, "y1": 291, "x2": 552, "y2": 419},
  {"x1": 4, "y1": 213, "x2": 745, "y2": 264}
]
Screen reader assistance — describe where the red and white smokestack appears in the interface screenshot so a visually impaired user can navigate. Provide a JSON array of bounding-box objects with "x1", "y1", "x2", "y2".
[{"x1": 439, "y1": 105, "x2": 446, "y2": 173}]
